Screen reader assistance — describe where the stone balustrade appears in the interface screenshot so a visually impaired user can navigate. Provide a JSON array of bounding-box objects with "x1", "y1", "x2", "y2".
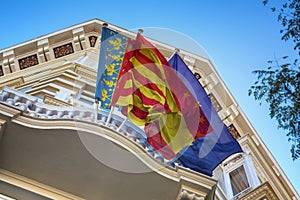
[{"x1": 0, "y1": 87, "x2": 169, "y2": 166}]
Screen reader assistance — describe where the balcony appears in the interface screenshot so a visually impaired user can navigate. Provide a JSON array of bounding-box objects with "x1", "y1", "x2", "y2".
[{"x1": 0, "y1": 86, "x2": 217, "y2": 199}]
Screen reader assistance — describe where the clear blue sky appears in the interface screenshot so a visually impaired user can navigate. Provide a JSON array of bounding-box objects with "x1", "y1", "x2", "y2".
[{"x1": 1, "y1": 0, "x2": 299, "y2": 194}]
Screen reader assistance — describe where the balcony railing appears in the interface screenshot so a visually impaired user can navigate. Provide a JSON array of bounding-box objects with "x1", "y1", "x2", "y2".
[{"x1": 0, "y1": 86, "x2": 173, "y2": 167}]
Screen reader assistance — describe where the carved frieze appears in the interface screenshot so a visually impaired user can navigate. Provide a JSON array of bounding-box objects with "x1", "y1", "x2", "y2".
[
  {"x1": 89, "y1": 36, "x2": 98, "y2": 47},
  {"x1": 53, "y1": 43, "x2": 74, "y2": 58},
  {"x1": 228, "y1": 124, "x2": 241, "y2": 139},
  {"x1": 208, "y1": 93, "x2": 222, "y2": 112},
  {"x1": 18, "y1": 54, "x2": 39, "y2": 70}
]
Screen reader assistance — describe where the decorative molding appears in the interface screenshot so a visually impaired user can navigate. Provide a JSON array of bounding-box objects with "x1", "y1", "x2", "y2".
[
  {"x1": 73, "y1": 27, "x2": 86, "y2": 51},
  {"x1": 251, "y1": 134, "x2": 260, "y2": 146},
  {"x1": 272, "y1": 165, "x2": 280, "y2": 177},
  {"x1": 3, "y1": 50, "x2": 14, "y2": 58},
  {"x1": 0, "y1": 77, "x2": 24, "y2": 90},
  {"x1": 18, "y1": 54, "x2": 39, "y2": 70},
  {"x1": 2, "y1": 50, "x2": 16, "y2": 74},
  {"x1": 208, "y1": 93, "x2": 222, "y2": 112},
  {"x1": 222, "y1": 154, "x2": 244, "y2": 170},
  {"x1": 184, "y1": 55, "x2": 196, "y2": 66},
  {"x1": 72, "y1": 27, "x2": 84, "y2": 35},
  {"x1": 253, "y1": 160, "x2": 267, "y2": 183},
  {"x1": 221, "y1": 104, "x2": 239, "y2": 124},
  {"x1": 53, "y1": 43, "x2": 74, "y2": 58},
  {"x1": 239, "y1": 181, "x2": 279, "y2": 200},
  {"x1": 43, "y1": 94, "x2": 72, "y2": 106},
  {"x1": 205, "y1": 73, "x2": 219, "y2": 91},
  {"x1": 74, "y1": 64, "x2": 97, "y2": 82},
  {"x1": 37, "y1": 38, "x2": 51, "y2": 62},
  {"x1": 229, "y1": 104, "x2": 239, "y2": 117},
  {"x1": 89, "y1": 36, "x2": 98, "y2": 47},
  {"x1": 37, "y1": 38, "x2": 49, "y2": 46}
]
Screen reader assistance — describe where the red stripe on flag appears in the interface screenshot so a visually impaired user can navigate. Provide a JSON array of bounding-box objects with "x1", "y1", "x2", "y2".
[
  {"x1": 134, "y1": 50, "x2": 164, "y2": 80},
  {"x1": 136, "y1": 34, "x2": 168, "y2": 65},
  {"x1": 117, "y1": 38, "x2": 136, "y2": 78},
  {"x1": 145, "y1": 122, "x2": 176, "y2": 160},
  {"x1": 133, "y1": 88, "x2": 163, "y2": 107},
  {"x1": 130, "y1": 105, "x2": 149, "y2": 120}
]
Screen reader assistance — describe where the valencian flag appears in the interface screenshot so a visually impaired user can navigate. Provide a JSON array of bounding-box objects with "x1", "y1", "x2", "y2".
[
  {"x1": 111, "y1": 32, "x2": 211, "y2": 160},
  {"x1": 95, "y1": 26, "x2": 128, "y2": 109},
  {"x1": 168, "y1": 52, "x2": 243, "y2": 176}
]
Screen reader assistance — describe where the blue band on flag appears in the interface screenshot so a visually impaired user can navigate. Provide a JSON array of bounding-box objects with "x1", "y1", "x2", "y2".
[
  {"x1": 95, "y1": 27, "x2": 127, "y2": 109},
  {"x1": 168, "y1": 53, "x2": 243, "y2": 176}
]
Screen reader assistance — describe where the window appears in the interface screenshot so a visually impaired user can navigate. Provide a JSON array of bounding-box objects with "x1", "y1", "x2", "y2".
[{"x1": 229, "y1": 165, "x2": 250, "y2": 196}]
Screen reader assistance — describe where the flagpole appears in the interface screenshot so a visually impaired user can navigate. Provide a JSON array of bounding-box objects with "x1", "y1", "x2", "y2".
[
  {"x1": 94, "y1": 99, "x2": 99, "y2": 122},
  {"x1": 117, "y1": 116, "x2": 128, "y2": 132},
  {"x1": 169, "y1": 48, "x2": 180, "y2": 61},
  {"x1": 106, "y1": 105, "x2": 114, "y2": 126}
]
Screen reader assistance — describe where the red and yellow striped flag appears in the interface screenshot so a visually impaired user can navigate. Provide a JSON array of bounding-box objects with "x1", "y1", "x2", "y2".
[{"x1": 111, "y1": 33, "x2": 212, "y2": 159}]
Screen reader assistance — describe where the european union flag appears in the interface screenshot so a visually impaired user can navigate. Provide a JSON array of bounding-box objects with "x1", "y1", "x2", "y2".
[
  {"x1": 168, "y1": 53, "x2": 243, "y2": 176},
  {"x1": 95, "y1": 27, "x2": 128, "y2": 109}
]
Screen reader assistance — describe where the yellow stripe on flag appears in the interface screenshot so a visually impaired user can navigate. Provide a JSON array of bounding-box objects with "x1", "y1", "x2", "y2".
[
  {"x1": 130, "y1": 57, "x2": 167, "y2": 93},
  {"x1": 152, "y1": 111, "x2": 193, "y2": 154}
]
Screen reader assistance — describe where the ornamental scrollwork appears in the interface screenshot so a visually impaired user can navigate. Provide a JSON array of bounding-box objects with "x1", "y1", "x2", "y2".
[
  {"x1": 53, "y1": 43, "x2": 74, "y2": 58},
  {"x1": 18, "y1": 54, "x2": 39, "y2": 70}
]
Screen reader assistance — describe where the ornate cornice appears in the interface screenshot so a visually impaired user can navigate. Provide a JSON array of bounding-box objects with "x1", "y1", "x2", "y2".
[{"x1": 0, "y1": 77, "x2": 24, "y2": 90}]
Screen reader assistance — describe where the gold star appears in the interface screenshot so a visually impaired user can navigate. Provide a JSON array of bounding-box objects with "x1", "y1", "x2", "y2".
[{"x1": 199, "y1": 116, "x2": 206, "y2": 124}]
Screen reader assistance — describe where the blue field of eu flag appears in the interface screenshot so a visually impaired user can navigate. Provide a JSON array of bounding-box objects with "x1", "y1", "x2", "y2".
[
  {"x1": 168, "y1": 52, "x2": 243, "y2": 176},
  {"x1": 95, "y1": 27, "x2": 127, "y2": 109}
]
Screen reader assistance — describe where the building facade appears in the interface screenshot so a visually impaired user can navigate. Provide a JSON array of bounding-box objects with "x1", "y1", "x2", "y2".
[{"x1": 0, "y1": 19, "x2": 298, "y2": 200}]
